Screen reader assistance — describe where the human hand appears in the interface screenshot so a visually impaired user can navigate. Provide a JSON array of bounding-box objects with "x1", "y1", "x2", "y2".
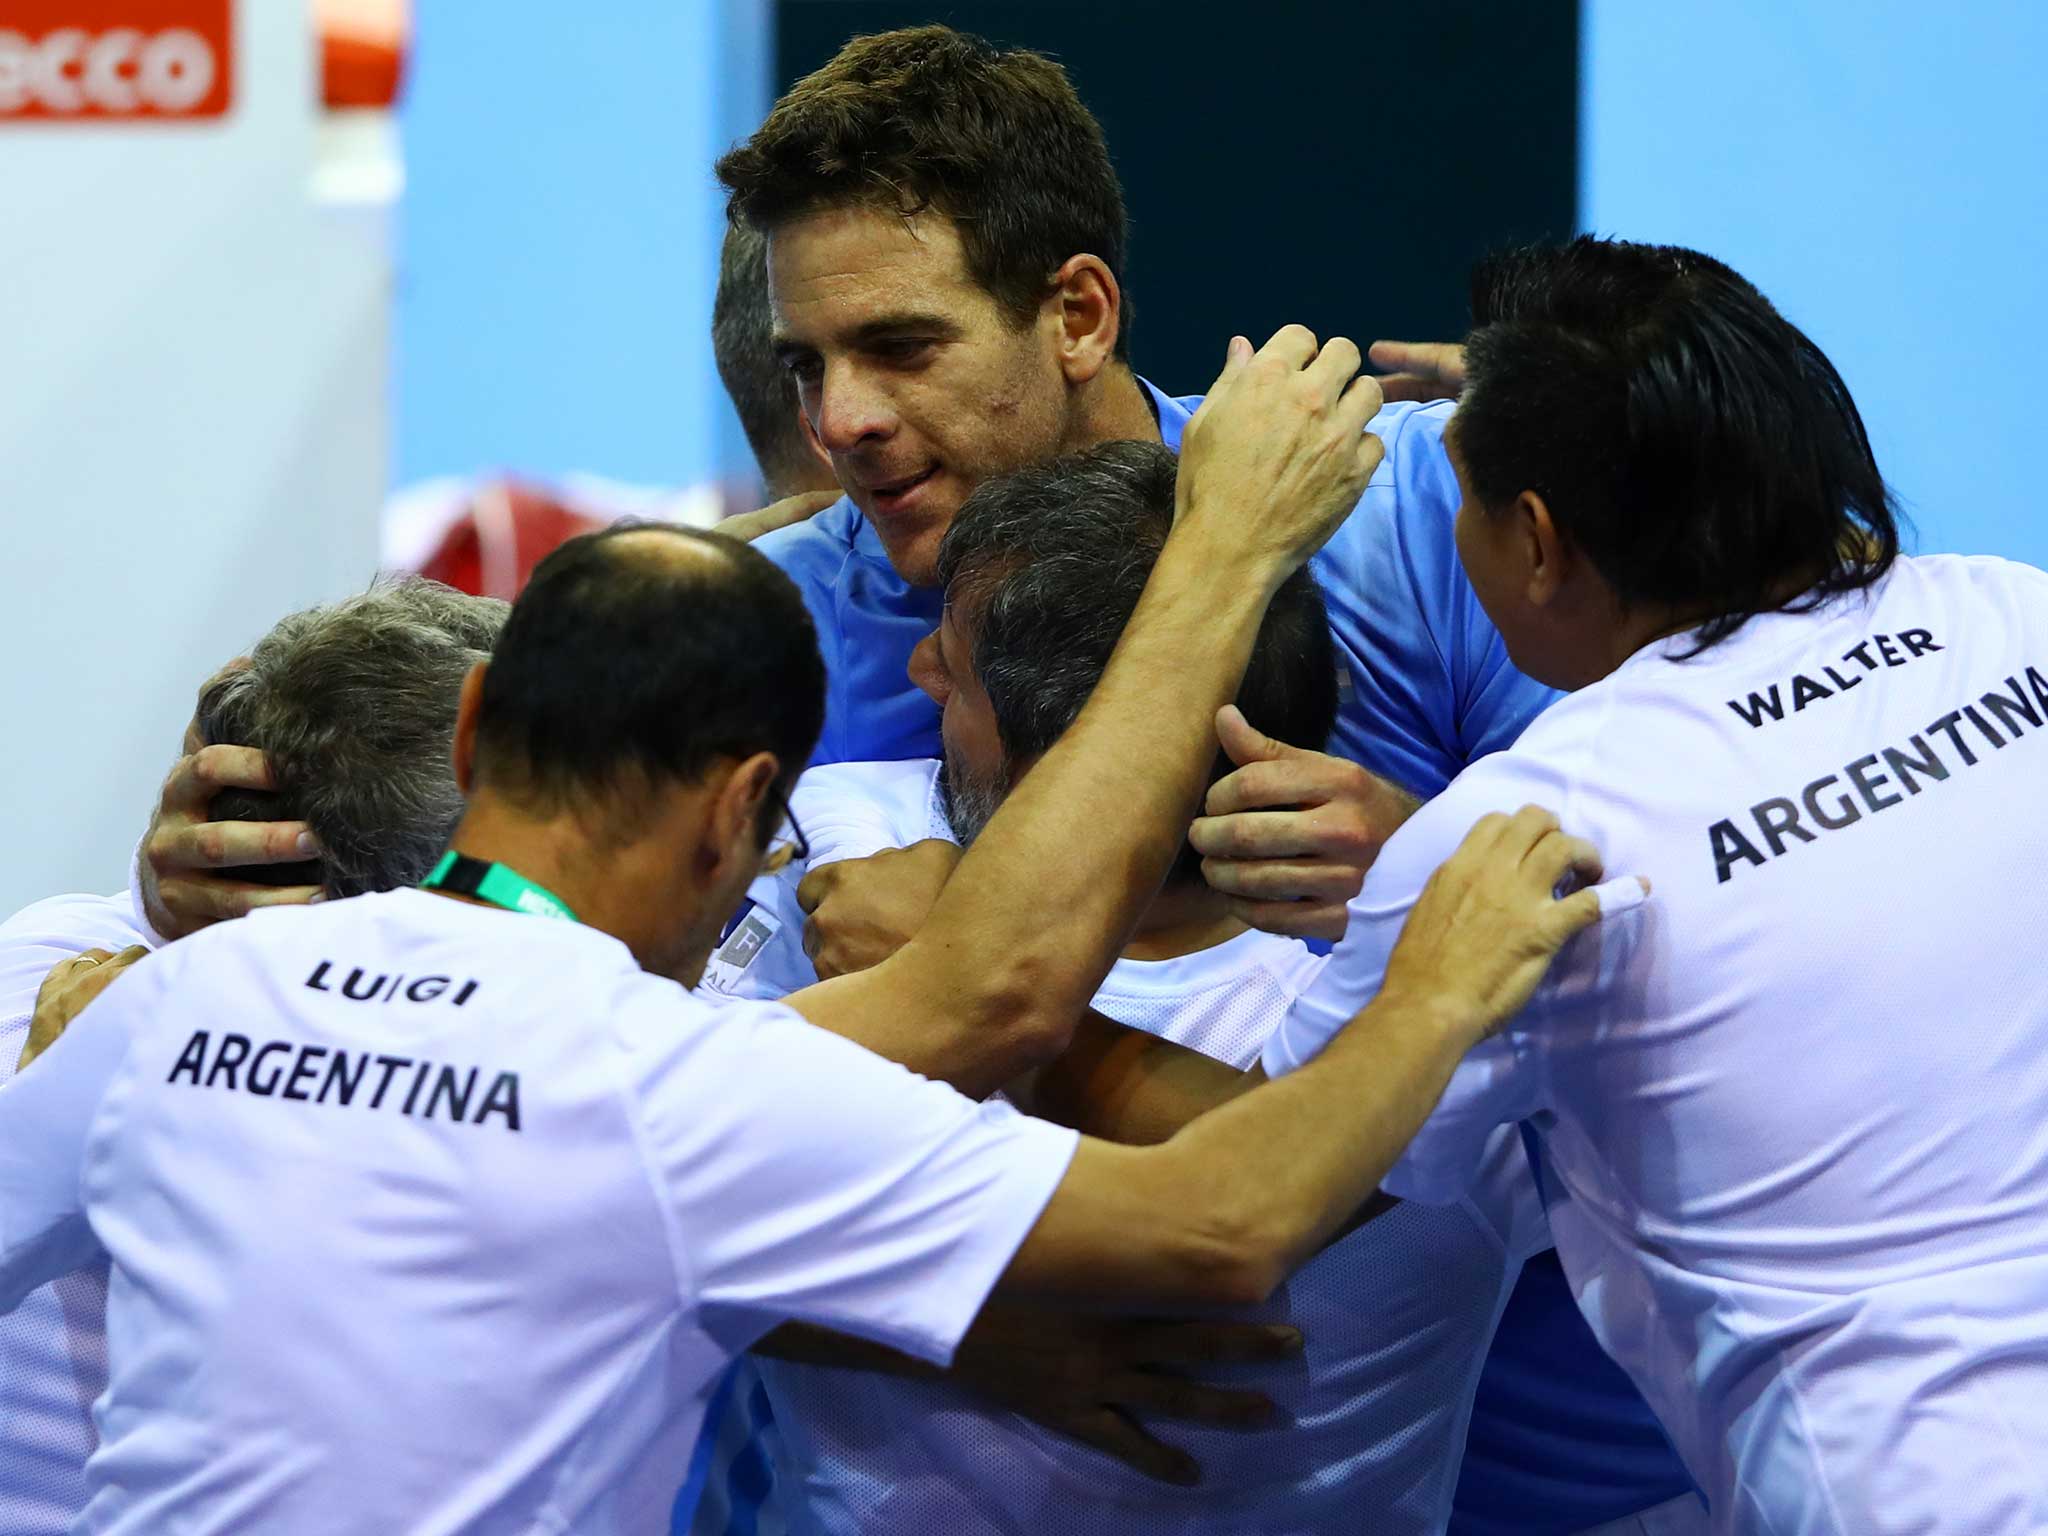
[
  {"x1": 796, "y1": 839, "x2": 961, "y2": 980},
  {"x1": 712, "y1": 488, "x2": 841, "y2": 544},
  {"x1": 1175, "y1": 327, "x2": 1385, "y2": 581},
  {"x1": 1379, "y1": 805, "x2": 1643, "y2": 1048},
  {"x1": 138, "y1": 746, "x2": 324, "y2": 942},
  {"x1": 948, "y1": 1304, "x2": 1301, "y2": 1486},
  {"x1": 1368, "y1": 339, "x2": 1466, "y2": 402},
  {"x1": 1190, "y1": 707, "x2": 1420, "y2": 941},
  {"x1": 21, "y1": 946, "x2": 148, "y2": 1071}
]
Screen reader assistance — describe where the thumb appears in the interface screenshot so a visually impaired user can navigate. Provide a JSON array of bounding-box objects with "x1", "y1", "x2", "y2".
[{"x1": 1215, "y1": 704, "x2": 1294, "y2": 769}]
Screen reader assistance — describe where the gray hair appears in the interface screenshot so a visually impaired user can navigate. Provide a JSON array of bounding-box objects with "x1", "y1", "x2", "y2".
[
  {"x1": 934, "y1": 441, "x2": 1339, "y2": 884},
  {"x1": 196, "y1": 578, "x2": 508, "y2": 898}
]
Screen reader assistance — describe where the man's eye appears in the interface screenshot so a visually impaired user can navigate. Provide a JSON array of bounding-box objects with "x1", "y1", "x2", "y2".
[
  {"x1": 872, "y1": 338, "x2": 933, "y2": 364},
  {"x1": 785, "y1": 356, "x2": 823, "y2": 385}
]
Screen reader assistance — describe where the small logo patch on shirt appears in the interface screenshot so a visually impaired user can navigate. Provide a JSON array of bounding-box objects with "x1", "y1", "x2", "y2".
[{"x1": 701, "y1": 901, "x2": 783, "y2": 994}]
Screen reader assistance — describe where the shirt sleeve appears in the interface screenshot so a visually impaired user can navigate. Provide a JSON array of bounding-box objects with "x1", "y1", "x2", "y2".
[
  {"x1": 0, "y1": 962, "x2": 144, "y2": 1311},
  {"x1": 790, "y1": 760, "x2": 947, "y2": 869},
  {"x1": 1260, "y1": 757, "x2": 1557, "y2": 1204},
  {"x1": 621, "y1": 993, "x2": 1078, "y2": 1364}
]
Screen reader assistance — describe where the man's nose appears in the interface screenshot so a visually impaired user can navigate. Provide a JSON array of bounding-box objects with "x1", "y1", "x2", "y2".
[
  {"x1": 908, "y1": 631, "x2": 948, "y2": 704},
  {"x1": 814, "y1": 360, "x2": 896, "y2": 452}
]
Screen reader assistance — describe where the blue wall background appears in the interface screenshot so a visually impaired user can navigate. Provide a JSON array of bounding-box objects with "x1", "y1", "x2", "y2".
[
  {"x1": 1582, "y1": 0, "x2": 2048, "y2": 567},
  {"x1": 394, "y1": 0, "x2": 765, "y2": 490}
]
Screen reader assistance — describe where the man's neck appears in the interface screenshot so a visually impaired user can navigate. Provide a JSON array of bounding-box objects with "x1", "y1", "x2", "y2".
[
  {"x1": 1120, "y1": 880, "x2": 1249, "y2": 964},
  {"x1": 1064, "y1": 363, "x2": 1163, "y2": 455},
  {"x1": 426, "y1": 795, "x2": 708, "y2": 980}
]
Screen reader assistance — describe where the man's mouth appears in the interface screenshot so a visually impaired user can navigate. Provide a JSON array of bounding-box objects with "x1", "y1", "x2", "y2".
[{"x1": 863, "y1": 466, "x2": 938, "y2": 515}]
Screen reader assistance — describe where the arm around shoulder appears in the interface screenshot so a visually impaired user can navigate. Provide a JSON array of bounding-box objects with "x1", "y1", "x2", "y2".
[{"x1": 994, "y1": 806, "x2": 1619, "y2": 1309}]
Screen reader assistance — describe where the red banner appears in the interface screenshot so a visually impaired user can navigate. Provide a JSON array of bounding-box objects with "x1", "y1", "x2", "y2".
[{"x1": 0, "y1": 0, "x2": 233, "y2": 121}]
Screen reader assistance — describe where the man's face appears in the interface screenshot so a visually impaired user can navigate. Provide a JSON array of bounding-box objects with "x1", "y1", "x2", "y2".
[
  {"x1": 1447, "y1": 425, "x2": 1545, "y2": 681},
  {"x1": 909, "y1": 602, "x2": 1011, "y2": 843},
  {"x1": 769, "y1": 205, "x2": 1072, "y2": 586}
]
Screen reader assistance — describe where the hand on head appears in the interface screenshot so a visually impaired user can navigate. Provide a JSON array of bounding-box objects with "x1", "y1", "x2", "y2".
[
  {"x1": 139, "y1": 746, "x2": 324, "y2": 943},
  {"x1": 1190, "y1": 706, "x2": 1420, "y2": 941},
  {"x1": 1175, "y1": 326, "x2": 1385, "y2": 579}
]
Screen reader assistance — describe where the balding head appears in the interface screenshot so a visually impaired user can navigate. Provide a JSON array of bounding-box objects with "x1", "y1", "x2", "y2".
[{"x1": 469, "y1": 524, "x2": 824, "y2": 824}]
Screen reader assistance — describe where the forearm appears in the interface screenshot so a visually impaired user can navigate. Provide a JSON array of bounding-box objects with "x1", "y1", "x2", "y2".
[
  {"x1": 1139, "y1": 989, "x2": 1475, "y2": 1299},
  {"x1": 1001, "y1": 988, "x2": 1476, "y2": 1310},
  {"x1": 1025, "y1": 1009, "x2": 1259, "y2": 1144}
]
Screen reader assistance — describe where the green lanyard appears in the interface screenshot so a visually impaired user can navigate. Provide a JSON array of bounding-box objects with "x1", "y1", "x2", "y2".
[{"x1": 420, "y1": 851, "x2": 579, "y2": 924}]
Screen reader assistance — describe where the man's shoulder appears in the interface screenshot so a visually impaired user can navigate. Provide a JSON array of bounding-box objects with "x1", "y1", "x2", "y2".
[
  {"x1": 0, "y1": 889, "x2": 148, "y2": 955},
  {"x1": 751, "y1": 496, "x2": 867, "y2": 586},
  {"x1": 791, "y1": 758, "x2": 950, "y2": 867},
  {"x1": 620, "y1": 983, "x2": 859, "y2": 1107},
  {"x1": 1371, "y1": 739, "x2": 1589, "y2": 894},
  {"x1": 1162, "y1": 390, "x2": 1451, "y2": 455}
]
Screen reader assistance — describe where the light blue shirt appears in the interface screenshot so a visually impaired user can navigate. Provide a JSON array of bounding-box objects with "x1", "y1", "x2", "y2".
[{"x1": 756, "y1": 383, "x2": 1550, "y2": 794}]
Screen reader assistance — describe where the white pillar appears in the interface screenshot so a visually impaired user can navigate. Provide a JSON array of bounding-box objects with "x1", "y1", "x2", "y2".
[{"x1": 0, "y1": 1, "x2": 389, "y2": 914}]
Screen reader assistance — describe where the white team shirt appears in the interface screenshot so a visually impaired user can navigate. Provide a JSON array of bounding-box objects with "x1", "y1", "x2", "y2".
[
  {"x1": 0, "y1": 883, "x2": 156, "y2": 1536},
  {"x1": 1264, "y1": 554, "x2": 2048, "y2": 1535},
  {"x1": 728, "y1": 761, "x2": 1549, "y2": 1536},
  {"x1": 0, "y1": 888, "x2": 1076, "y2": 1536}
]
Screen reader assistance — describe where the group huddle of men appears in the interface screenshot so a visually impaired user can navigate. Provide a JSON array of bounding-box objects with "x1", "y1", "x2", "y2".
[{"x1": 3, "y1": 23, "x2": 2046, "y2": 1536}]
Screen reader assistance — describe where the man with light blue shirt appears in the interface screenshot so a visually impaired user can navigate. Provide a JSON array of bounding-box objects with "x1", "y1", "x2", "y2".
[{"x1": 712, "y1": 21, "x2": 1697, "y2": 1536}]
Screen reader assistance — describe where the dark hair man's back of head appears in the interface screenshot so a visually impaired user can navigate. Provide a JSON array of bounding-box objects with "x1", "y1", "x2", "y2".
[
  {"x1": 716, "y1": 24, "x2": 1132, "y2": 358},
  {"x1": 198, "y1": 579, "x2": 509, "y2": 898},
  {"x1": 1457, "y1": 236, "x2": 1903, "y2": 651},
  {"x1": 937, "y1": 441, "x2": 1338, "y2": 883},
  {"x1": 472, "y1": 525, "x2": 824, "y2": 834},
  {"x1": 714, "y1": 219, "x2": 833, "y2": 498}
]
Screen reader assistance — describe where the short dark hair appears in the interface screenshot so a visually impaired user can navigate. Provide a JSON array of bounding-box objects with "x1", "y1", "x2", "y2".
[
  {"x1": 197, "y1": 579, "x2": 509, "y2": 898},
  {"x1": 1457, "y1": 237, "x2": 1903, "y2": 652},
  {"x1": 936, "y1": 441, "x2": 1337, "y2": 884},
  {"x1": 713, "y1": 219, "x2": 816, "y2": 496},
  {"x1": 472, "y1": 525, "x2": 824, "y2": 834},
  {"x1": 716, "y1": 24, "x2": 1132, "y2": 359}
]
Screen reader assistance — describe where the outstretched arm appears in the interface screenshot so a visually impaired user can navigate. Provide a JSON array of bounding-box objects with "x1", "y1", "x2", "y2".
[
  {"x1": 789, "y1": 329, "x2": 1386, "y2": 1095},
  {"x1": 999, "y1": 807, "x2": 1629, "y2": 1306}
]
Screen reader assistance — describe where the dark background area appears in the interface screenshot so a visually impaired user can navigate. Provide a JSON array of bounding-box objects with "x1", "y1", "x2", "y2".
[{"x1": 778, "y1": 0, "x2": 1580, "y2": 394}]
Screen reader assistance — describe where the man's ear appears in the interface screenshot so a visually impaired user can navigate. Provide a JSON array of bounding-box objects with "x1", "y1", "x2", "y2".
[
  {"x1": 708, "y1": 751, "x2": 781, "y2": 875},
  {"x1": 1048, "y1": 254, "x2": 1121, "y2": 386},
  {"x1": 1516, "y1": 490, "x2": 1574, "y2": 608},
  {"x1": 451, "y1": 662, "x2": 488, "y2": 794}
]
